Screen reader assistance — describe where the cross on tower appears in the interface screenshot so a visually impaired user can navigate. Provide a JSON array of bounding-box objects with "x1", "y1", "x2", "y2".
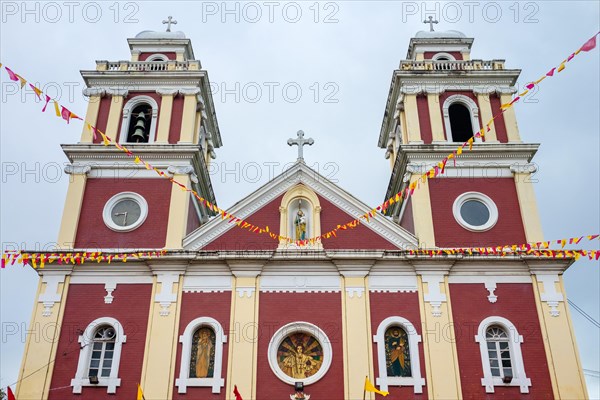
[
  {"x1": 423, "y1": 16, "x2": 438, "y2": 32},
  {"x1": 162, "y1": 16, "x2": 177, "y2": 32},
  {"x1": 287, "y1": 130, "x2": 314, "y2": 161}
]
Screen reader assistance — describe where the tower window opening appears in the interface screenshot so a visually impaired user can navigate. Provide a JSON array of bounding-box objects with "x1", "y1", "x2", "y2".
[
  {"x1": 126, "y1": 104, "x2": 152, "y2": 143},
  {"x1": 448, "y1": 103, "x2": 474, "y2": 142}
]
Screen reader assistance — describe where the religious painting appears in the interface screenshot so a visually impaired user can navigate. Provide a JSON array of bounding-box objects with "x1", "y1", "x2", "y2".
[
  {"x1": 190, "y1": 327, "x2": 216, "y2": 378},
  {"x1": 277, "y1": 332, "x2": 324, "y2": 379},
  {"x1": 385, "y1": 326, "x2": 411, "y2": 377}
]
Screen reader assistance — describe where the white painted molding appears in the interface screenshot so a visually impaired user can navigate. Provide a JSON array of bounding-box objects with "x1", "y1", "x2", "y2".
[
  {"x1": 475, "y1": 316, "x2": 531, "y2": 393},
  {"x1": 176, "y1": 317, "x2": 227, "y2": 393},
  {"x1": 448, "y1": 276, "x2": 532, "y2": 304},
  {"x1": 156, "y1": 88, "x2": 179, "y2": 96},
  {"x1": 38, "y1": 274, "x2": 68, "y2": 317},
  {"x1": 431, "y1": 52, "x2": 456, "y2": 61},
  {"x1": 183, "y1": 275, "x2": 232, "y2": 293},
  {"x1": 260, "y1": 275, "x2": 340, "y2": 293},
  {"x1": 71, "y1": 317, "x2": 126, "y2": 394},
  {"x1": 510, "y1": 163, "x2": 538, "y2": 174},
  {"x1": 105, "y1": 88, "x2": 129, "y2": 97},
  {"x1": 104, "y1": 281, "x2": 117, "y2": 304},
  {"x1": 421, "y1": 275, "x2": 446, "y2": 317},
  {"x1": 236, "y1": 287, "x2": 255, "y2": 298},
  {"x1": 102, "y1": 191, "x2": 149, "y2": 233},
  {"x1": 535, "y1": 274, "x2": 564, "y2": 317},
  {"x1": 346, "y1": 287, "x2": 365, "y2": 298},
  {"x1": 452, "y1": 192, "x2": 499, "y2": 232},
  {"x1": 179, "y1": 88, "x2": 201, "y2": 96},
  {"x1": 373, "y1": 316, "x2": 425, "y2": 393},
  {"x1": 64, "y1": 165, "x2": 91, "y2": 175},
  {"x1": 82, "y1": 88, "x2": 106, "y2": 97},
  {"x1": 369, "y1": 275, "x2": 418, "y2": 293},
  {"x1": 167, "y1": 165, "x2": 198, "y2": 183},
  {"x1": 155, "y1": 273, "x2": 180, "y2": 316}
]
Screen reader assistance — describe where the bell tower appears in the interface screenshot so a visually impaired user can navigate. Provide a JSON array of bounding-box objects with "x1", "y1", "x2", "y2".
[
  {"x1": 56, "y1": 24, "x2": 222, "y2": 250},
  {"x1": 379, "y1": 28, "x2": 542, "y2": 249}
]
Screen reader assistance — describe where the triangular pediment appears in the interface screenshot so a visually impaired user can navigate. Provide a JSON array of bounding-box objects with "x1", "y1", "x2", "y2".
[{"x1": 183, "y1": 162, "x2": 418, "y2": 251}]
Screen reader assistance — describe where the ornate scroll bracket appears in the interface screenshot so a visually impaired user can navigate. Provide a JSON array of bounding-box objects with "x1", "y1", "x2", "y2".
[
  {"x1": 421, "y1": 274, "x2": 447, "y2": 317},
  {"x1": 536, "y1": 274, "x2": 564, "y2": 317},
  {"x1": 155, "y1": 273, "x2": 179, "y2": 316}
]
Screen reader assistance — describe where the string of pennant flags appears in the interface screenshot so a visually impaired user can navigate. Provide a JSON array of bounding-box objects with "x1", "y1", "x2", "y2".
[
  {"x1": 0, "y1": 31, "x2": 598, "y2": 248},
  {"x1": 1, "y1": 250, "x2": 168, "y2": 269}
]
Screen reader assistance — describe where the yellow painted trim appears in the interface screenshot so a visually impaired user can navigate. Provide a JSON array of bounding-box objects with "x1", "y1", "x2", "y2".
[
  {"x1": 176, "y1": 52, "x2": 184, "y2": 62},
  {"x1": 105, "y1": 95, "x2": 125, "y2": 139},
  {"x1": 404, "y1": 94, "x2": 422, "y2": 143},
  {"x1": 225, "y1": 280, "x2": 237, "y2": 399},
  {"x1": 415, "y1": 52, "x2": 425, "y2": 61},
  {"x1": 427, "y1": 93, "x2": 445, "y2": 142},
  {"x1": 443, "y1": 276, "x2": 463, "y2": 400},
  {"x1": 476, "y1": 94, "x2": 498, "y2": 142},
  {"x1": 178, "y1": 95, "x2": 197, "y2": 143},
  {"x1": 513, "y1": 174, "x2": 544, "y2": 243},
  {"x1": 167, "y1": 275, "x2": 184, "y2": 400},
  {"x1": 410, "y1": 176, "x2": 436, "y2": 248},
  {"x1": 140, "y1": 275, "x2": 158, "y2": 395},
  {"x1": 251, "y1": 278, "x2": 260, "y2": 400},
  {"x1": 57, "y1": 173, "x2": 88, "y2": 249},
  {"x1": 499, "y1": 93, "x2": 522, "y2": 142},
  {"x1": 416, "y1": 276, "x2": 434, "y2": 399},
  {"x1": 461, "y1": 52, "x2": 470, "y2": 61},
  {"x1": 165, "y1": 175, "x2": 191, "y2": 249},
  {"x1": 156, "y1": 94, "x2": 174, "y2": 143},
  {"x1": 192, "y1": 110, "x2": 201, "y2": 144},
  {"x1": 400, "y1": 111, "x2": 408, "y2": 145},
  {"x1": 79, "y1": 96, "x2": 101, "y2": 143},
  {"x1": 340, "y1": 278, "x2": 350, "y2": 400}
]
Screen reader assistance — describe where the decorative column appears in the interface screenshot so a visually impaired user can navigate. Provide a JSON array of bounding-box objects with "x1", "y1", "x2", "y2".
[
  {"x1": 498, "y1": 88, "x2": 521, "y2": 142},
  {"x1": 413, "y1": 262, "x2": 462, "y2": 400},
  {"x1": 155, "y1": 89, "x2": 178, "y2": 143},
  {"x1": 179, "y1": 88, "x2": 201, "y2": 143},
  {"x1": 407, "y1": 166, "x2": 436, "y2": 248},
  {"x1": 425, "y1": 88, "x2": 446, "y2": 143},
  {"x1": 164, "y1": 166, "x2": 197, "y2": 249},
  {"x1": 57, "y1": 165, "x2": 91, "y2": 249},
  {"x1": 334, "y1": 260, "x2": 376, "y2": 400},
  {"x1": 80, "y1": 88, "x2": 105, "y2": 143},
  {"x1": 401, "y1": 89, "x2": 424, "y2": 144},
  {"x1": 510, "y1": 164, "x2": 544, "y2": 243},
  {"x1": 474, "y1": 87, "x2": 498, "y2": 142},
  {"x1": 105, "y1": 88, "x2": 128, "y2": 139},
  {"x1": 140, "y1": 267, "x2": 185, "y2": 400}
]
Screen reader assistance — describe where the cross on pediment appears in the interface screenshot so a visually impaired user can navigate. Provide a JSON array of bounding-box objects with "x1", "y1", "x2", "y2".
[
  {"x1": 287, "y1": 130, "x2": 314, "y2": 161},
  {"x1": 162, "y1": 16, "x2": 177, "y2": 32},
  {"x1": 424, "y1": 16, "x2": 438, "y2": 32}
]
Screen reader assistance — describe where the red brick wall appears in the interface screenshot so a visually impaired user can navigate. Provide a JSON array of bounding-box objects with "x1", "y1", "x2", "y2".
[
  {"x1": 169, "y1": 95, "x2": 185, "y2": 144},
  {"x1": 92, "y1": 96, "x2": 112, "y2": 144},
  {"x1": 489, "y1": 94, "x2": 509, "y2": 143},
  {"x1": 48, "y1": 283, "x2": 151, "y2": 400},
  {"x1": 439, "y1": 91, "x2": 483, "y2": 140},
  {"x1": 428, "y1": 178, "x2": 526, "y2": 248},
  {"x1": 256, "y1": 292, "x2": 344, "y2": 399},
  {"x1": 449, "y1": 283, "x2": 553, "y2": 399},
  {"x1": 417, "y1": 94, "x2": 433, "y2": 144},
  {"x1": 138, "y1": 52, "x2": 177, "y2": 61},
  {"x1": 116, "y1": 92, "x2": 162, "y2": 143},
  {"x1": 424, "y1": 51, "x2": 463, "y2": 60},
  {"x1": 75, "y1": 178, "x2": 171, "y2": 249},
  {"x1": 203, "y1": 194, "x2": 400, "y2": 250},
  {"x1": 370, "y1": 291, "x2": 428, "y2": 399},
  {"x1": 173, "y1": 291, "x2": 232, "y2": 400}
]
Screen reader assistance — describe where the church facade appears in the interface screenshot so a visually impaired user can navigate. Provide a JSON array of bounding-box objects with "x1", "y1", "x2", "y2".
[{"x1": 15, "y1": 27, "x2": 588, "y2": 400}]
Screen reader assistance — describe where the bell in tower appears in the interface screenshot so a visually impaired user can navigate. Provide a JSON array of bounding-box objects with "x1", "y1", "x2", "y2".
[{"x1": 127, "y1": 105, "x2": 151, "y2": 143}]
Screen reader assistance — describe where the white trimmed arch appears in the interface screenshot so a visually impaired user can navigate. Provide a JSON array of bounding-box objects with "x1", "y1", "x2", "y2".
[
  {"x1": 475, "y1": 316, "x2": 531, "y2": 393},
  {"x1": 176, "y1": 316, "x2": 227, "y2": 394},
  {"x1": 71, "y1": 317, "x2": 126, "y2": 394},
  {"x1": 145, "y1": 53, "x2": 168, "y2": 61},
  {"x1": 432, "y1": 52, "x2": 456, "y2": 61},
  {"x1": 442, "y1": 94, "x2": 482, "y2": 142},
  {"x1": 373, "y1": 316, "x2": 425, "y2": 393},
  {"x1": 278, "y1": 184, "x2": 322, "y2": 249},
  {"x1": 119, "y1": 95, "x2": 159, "y2": 143}
]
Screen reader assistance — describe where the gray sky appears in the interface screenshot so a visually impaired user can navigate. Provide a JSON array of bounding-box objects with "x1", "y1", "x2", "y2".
[{"x1": 1, "y1": 1, "x2": 599, "y2": 396}]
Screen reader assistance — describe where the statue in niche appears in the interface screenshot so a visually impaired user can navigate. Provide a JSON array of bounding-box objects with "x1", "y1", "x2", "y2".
[
  {"x1": 190, "y1": 327, "x2": 215, "y2": 378},
  {"x1": 294, "y1": 201, "x2": 307, "y2": 240},
  {"x1": 385, "y1": 326, "x2": 411, "y2": 377}
]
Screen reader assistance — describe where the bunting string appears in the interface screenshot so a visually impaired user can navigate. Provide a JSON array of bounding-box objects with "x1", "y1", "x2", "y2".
[
  {"x1": 1, "y1": 250, "x2": 167, "y2": 269},
  {"x1": 0, "y1": 31, "x2": 597, "y2": 246}
]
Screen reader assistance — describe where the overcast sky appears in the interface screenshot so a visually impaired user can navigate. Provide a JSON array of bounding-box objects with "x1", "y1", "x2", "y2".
[{"x1": 1, "y1": 1, "x2": 598, "y2": 396}]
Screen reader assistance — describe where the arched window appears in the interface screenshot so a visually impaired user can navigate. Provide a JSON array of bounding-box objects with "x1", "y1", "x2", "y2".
[
  {"x1": 119, "y1": 95, "x2": 159, "y2": 144},
  {"x1": 374, "y1": 316, "x2": 425, "y2": 393},
  {"x1": 146, "y1": 53, "x2": 168, "y2": 61},
  {"x1": 432, "y1": 52, "x2": 456, "y2": 61},
  {"x1": 71, "y1": 317, "x2": 126, "y2": 394},
  {"x1": 176, "y1": 317, "x2": 227, "y2": 394},
  {"x1": 442, "y1": 94, "x2": 481, "y2": 143},
  {"x1": 278, "y1": 184, "x2": 322, "y2": 249},
  {"x1": 475, "y1": 316, "x2": 531, "y2": 393}
]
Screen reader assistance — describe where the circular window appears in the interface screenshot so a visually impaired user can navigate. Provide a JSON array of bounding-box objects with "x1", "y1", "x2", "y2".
[
  {"x1": 452, "y1": 192, "x2": 498, "y2": 232},
  {"x1": 268, "y1": 322, "x2": 332, "y2": 386},
  {"x1": 102, "y1": 192, "x2": 148, "y2": 232}
]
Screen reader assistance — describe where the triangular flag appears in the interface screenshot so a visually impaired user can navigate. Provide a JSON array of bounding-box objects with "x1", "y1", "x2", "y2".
[
  {"x1": 17, "y1": 75, "x2": 27, "y2": 89},
  {"x1": 53, "y1": 100, "x2": 60, "y2": 117},
  {"x1": 41, "y1": 95, "x2": 51, "y2": 112},
  {"x1": 29, "y1": 83, "x2": 42, "y2": 99},
  {"x1": 137, "y1": 383, "x2": 145, "y2": 400},
  {"x1": 7, "y1": 386, "x2": 16, "y2": 400},
  {"x1": 5, "y1": 67, "x2": 19, "y2": 81},
  {"x1": 233, "y1": 385, "x2": 244, "y2": 400},
  {"x1": 364, "y1": 376, "x2": 389, "y2": 396},
  {"x1": 580, "y1": 34, "x2": 598, "y2": 52}
]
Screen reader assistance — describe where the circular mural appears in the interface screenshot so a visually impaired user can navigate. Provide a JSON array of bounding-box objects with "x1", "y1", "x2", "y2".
[{"x1": 268, "y1": 322, "x2": 332, "y2": 386}]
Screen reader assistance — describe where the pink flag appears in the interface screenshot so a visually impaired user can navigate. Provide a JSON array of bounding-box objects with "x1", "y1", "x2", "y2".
[
  {"x1": 5, "y1": 67, "x2": 18, "y2": 81},
  {"x1": 546, "y1": 67, "x2": 556, "y2": 77},
  {"x1": 61, "y1": 106, "x2": 72, "y2": 123},
  {"x1": 41, "y1": 95, "x2": 51, "y2": 112},
  {"x1": 580, "y1": 34, "x2": 598, "y2": 52}
]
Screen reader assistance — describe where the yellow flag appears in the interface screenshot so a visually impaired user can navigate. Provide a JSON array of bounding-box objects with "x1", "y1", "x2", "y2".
[
  {"x1": 53, "y1": 100, "x2": 60, "y2": 116},
  {"x1": 364, "y1": 376, "x2": 389, "y2": 396},
  {"x1": 137, "y1": 383, "x2": 145, "y2": 400}
]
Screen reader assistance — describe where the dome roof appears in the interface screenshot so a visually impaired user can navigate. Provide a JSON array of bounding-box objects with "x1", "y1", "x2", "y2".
[
  {"x1": 414, "y1": 30, "x2": 466, "y2": 39},
  {"x1": 135, "y1": 30, "x2": 186, "y2": 39}
]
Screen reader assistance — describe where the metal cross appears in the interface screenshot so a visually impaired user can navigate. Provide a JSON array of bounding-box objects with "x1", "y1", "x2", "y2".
[
  {"x1": 287, "y1": 130, "x2": 314, "y2": 161},
  {"x1": 162, "y1": 16, "x2": 177, "y2": 32},
  {"x1": 423, "y1": 16, "x2": 438, "y2": 32}
]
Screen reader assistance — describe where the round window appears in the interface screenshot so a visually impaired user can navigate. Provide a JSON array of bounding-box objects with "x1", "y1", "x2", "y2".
[
  {"x1": 103, "y1": 192, "x2": 148, "y2": 232},
  {"x1": 453, "y1": 192, "x2": 498, "y2": 232}
]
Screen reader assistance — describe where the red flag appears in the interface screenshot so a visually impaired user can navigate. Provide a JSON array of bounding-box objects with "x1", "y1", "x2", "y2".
[
  {"x1": 5, "y1": 67, "x2": 18, "y2": 81},
  {"x1": 8, "y1": 386, "x2": 16, "y2": 400},
  {"x1": 580, "y1": 34, "x2": 598, "y2": 52},
  {"x1": 233, "y1": 385, "x2": 243, "y2": 400}
]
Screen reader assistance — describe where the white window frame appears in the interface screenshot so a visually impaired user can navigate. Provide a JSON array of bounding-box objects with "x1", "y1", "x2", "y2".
[
  {"x1": 442, "y1": 94, "x2": 482, "y2": 142},
  {"x1": 119, "y1": 95, "x2": 159, "y2": 144},
  {"x1": 373, "y1": 316, "x2": 425, "y2": 394},
  {"x1": 475, "y1": 316, "x2": 532, "y2": 393},
  {"x1": 176, "y1": 317, "x2": 227, "y2": 394},
  {"x1": 432, "y1": 52, "x2": 456, "y2": 61},
  {"x1": 145, "y1": 53, "x2": 168, "y2": 61},
  {"x1": 71, "y1": 317, "x2": 126, "y2": 394},
  {"x1": 267, "y1": 321, "x2": 333, "y2": 386},
  {"x1": 102, "y1": 191, "x2": 149, "y2": 232},
  {"x1": 452, "y1": 191, "x2": 498, "y2": 232}
]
